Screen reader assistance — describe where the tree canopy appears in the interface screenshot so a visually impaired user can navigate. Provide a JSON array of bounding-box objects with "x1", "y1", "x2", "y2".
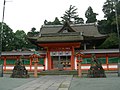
[
  {"x1": 0, "y1": 23, "x2": 38, "y2": 51},
  {"x1": 44, "y1": 17, "x2": 62, "y2": 25},
  {"x1": 85, "y1": 6, "x2": 98, "y2": 23},
  {"x1": 98, "y1": 0, "x2": 120, "y2": 48},
  {"x1": 61, "y1": 5, "x2": 84, "y2": 24},
  {"x1": 0, "y1": 23, "x2": 15, "y2": 51},
  {"x1": 27, "y1": 27, "x2": 39, "y2": 37}
]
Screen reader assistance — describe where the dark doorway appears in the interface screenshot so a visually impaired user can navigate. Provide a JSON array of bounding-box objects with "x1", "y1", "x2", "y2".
[{"x1": 52, "y1": 56, "x2": 71, "y2": 70}]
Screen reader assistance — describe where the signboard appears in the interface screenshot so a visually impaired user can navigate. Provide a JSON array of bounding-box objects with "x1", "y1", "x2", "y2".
[
  {"x1": 0, "y1": 64, "x2": 3, "y2": 77},
  {"x1": 50, "y1": 51, "x2": 71, "y2": 56}
]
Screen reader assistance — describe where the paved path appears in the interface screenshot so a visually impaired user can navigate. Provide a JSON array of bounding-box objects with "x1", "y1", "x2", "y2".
[
  {"x1": 1, "y1": 74, "x2": 120, "y2": 90},
  {"x1": 13, "y1": 75, "x2": 73, "y2": 90},
  {"x1": 70, "y1": 77, "x2": 120, "y2": 90}
]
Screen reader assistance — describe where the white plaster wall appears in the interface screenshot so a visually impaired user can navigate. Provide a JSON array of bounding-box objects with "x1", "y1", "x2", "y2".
[
  {"x1": 45, "y1": 57, "x2": 48, "y2": 70},
  {"x1": 74, "y1": 57, "x2": 77, "y2": 70}
]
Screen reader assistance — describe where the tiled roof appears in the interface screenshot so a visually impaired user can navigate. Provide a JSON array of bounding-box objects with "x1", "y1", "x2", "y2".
[
  {"x1": 36, "y1": 34, "x2": 83, "y2": 43},
  {"x1": 1, "y1": 51, "x2": 46, "y2": 56},
  {"x1": 28, "y1": 23, "x2": 106, "y2": 44},
  {"x1": 40, "y1": 23, "x2": 105, "y2": 37},
  {"x1": 1, "y1": 49, "x2": 119, "y2": 56},
  {"x1": 80, "y1": 49, "x2": 120, "y2": 54}
]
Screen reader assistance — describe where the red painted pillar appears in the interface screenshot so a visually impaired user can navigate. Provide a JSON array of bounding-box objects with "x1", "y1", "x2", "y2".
[
  {"x1": 30, "y1": 58, "x2": 32, "y2": 71},
  {"x1": 4, "y1": 57, "x2": 6, "y2": 71},
  {"x1": 106, "y1": 54, "x2": 109, "y2": 70},
  {"x1": 71, "y1": 46, "x2": 75, "y2": 70},
  {"x1": 44, "y1": 57, "x2": 46, "y2": 70},
  {"x1": 47, "y1": 49, "x2": 51, "y2": 70}
]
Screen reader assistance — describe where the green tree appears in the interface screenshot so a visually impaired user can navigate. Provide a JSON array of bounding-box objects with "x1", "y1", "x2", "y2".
[
  {"x1": 61, "y1": 5, "x2": 84, "y2": 24},
  {"x1": 14, "y1": 30, "x2": 38, "y2": 50},
  {"x1": 14, "y1": 30, "x2": 28, "y2": 50},
  {"x1": 0, "y1": 23, "x2": 15, "y2": 51},
  {"x1": 85, "y1": 6, "x2": 98, "y2": 23},
  {"x1": 27, "y1": 27, "x2": 39, "y2": 50},
  {"x1": 99, "y1": 33, "x2": 119, "y2": 48},
  {"x1": 100, "y1": 0, "x2": 120, "y2": 34},
  {"x1": 27, "y1": 27, "x2": 39, "y2": 37},
  {"x1": 44, "y1": 17, "x2": 62, "y2": 25},
  {"x1": 102, "y1": 0, "x2": 115, "y2": 19},
  {"x1": 98, "y1": 20, "x2": 112, "y2": 34},
  {"x1": 53, "y1": 17, "x2": 62, "y2": 25},
  {"x1": 74, "y1": 17, "x2": 84, "y2": 24}
]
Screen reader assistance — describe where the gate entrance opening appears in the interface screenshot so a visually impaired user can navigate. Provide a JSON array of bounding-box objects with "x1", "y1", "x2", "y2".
[{"x1": 52, "y1": 56, "x2": 71, "y2": 70}]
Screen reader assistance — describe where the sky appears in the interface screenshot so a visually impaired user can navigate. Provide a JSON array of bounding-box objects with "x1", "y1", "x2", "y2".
[{"x1": 0, "y1": 0, "x2": 106, "y2": 33}]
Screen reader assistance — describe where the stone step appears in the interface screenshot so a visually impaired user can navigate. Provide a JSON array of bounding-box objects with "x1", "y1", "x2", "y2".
[{"x1": 39, "y1": 70, "x2": 78, "y2": 75}]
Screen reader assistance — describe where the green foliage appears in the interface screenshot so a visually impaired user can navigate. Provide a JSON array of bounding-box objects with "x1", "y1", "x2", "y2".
[
  {"x1": 14, "y1": 30, "x2": 28, "y2": 50},
  {"x1": 116, "y1": 1, "x2": 120, "y2": 15},
  {"x1": 99, "y1": 0, "x2": 120, "y2": 34},
  {"x1": 44, "y1": 17, "x2": 62, "y2": 25},
  {"x1": 98, "y1": 20, "x2": 113, "y2": 34},
  {"x1": 44, "y1": 5, "x2": 84, "y2": 25},
  {"x1": 0, "y1": 23, "x2": 38, "y2": 51},
  {"x1": 74, "y1": 17, "x2": 84, "y2": 24},
  {"x1": 102, "y1": 0, "x2": 115, "y2": 19},
  {"x1": 0, "y1": 23, "x2": 15, "y2": 51},
  {"x1": 61, "y1": 5, "x2": 84, "y2": 24},
  {"x1": 85, "y1": 6, "x2": 98, "y2": 23},
  {"x1": 99, "y1": 33, "x2": 119, "y2": 48},
  {"x1": 27, "y1": 27, "x2": 39, "y2": 37},
  {"x1": 27, "y1": 27, "x2": 39, "y2": 50}
]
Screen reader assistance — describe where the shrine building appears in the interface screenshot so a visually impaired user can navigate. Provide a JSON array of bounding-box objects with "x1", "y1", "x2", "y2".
[{"x1": 28, "y1": 22, "x2": 107, "y2": 70}]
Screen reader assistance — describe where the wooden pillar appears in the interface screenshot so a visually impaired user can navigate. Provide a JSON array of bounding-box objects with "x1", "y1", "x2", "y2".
[
  {"x1": 71, "y1": 46, "x2": 75, "y2": 70},
  {"x1": 30, "y1": 58, "x2": 32, "y2": 71},
  {"x1": 47, "y1": 49, "x2": 51, "y2": 70},
  {"x1": 106, "y1": 54, "x2": 109, "y2": 70},
  {"x1": 3, "y1": 57, "x2": 6, "y2": 71}
]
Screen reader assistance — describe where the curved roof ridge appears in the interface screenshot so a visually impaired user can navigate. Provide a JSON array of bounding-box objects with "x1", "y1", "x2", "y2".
[
  {"x1": 41, "y1": 23, "x2": 97, "y2": 28},
  {"x1": 42, "y1": 25, "x2": 63, "y2": 28},
  {"x1": 70, "y1": 23, "x2": 97, "y2": 27}
]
